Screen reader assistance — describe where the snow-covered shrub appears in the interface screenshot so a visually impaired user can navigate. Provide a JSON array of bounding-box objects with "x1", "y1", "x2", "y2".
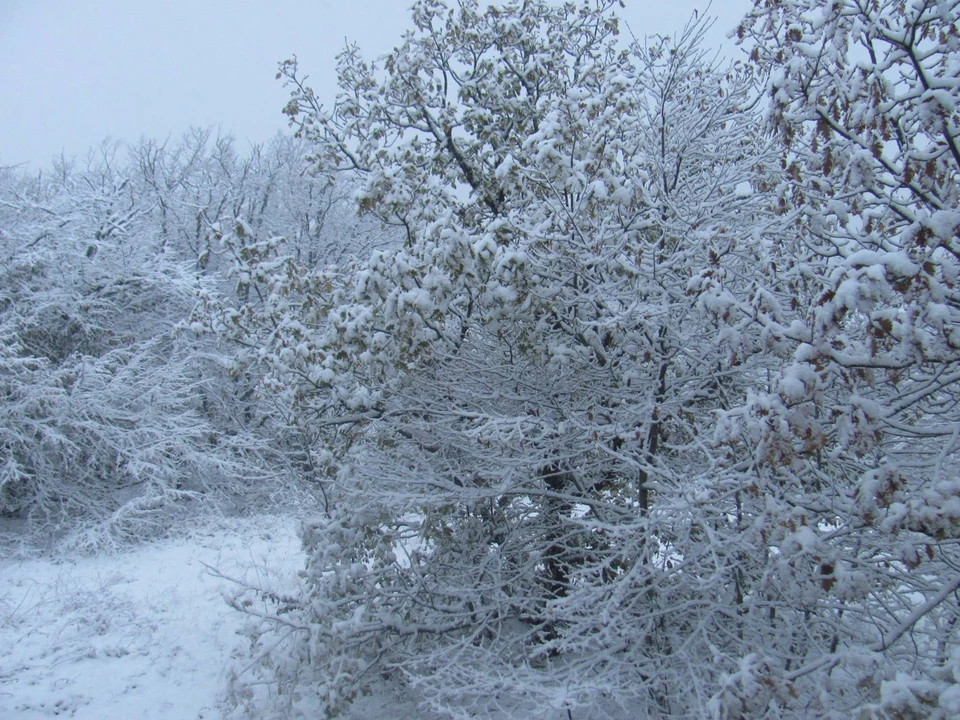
[{"x1": 0, "y1": 137, "x2": 337, "y2": 548}]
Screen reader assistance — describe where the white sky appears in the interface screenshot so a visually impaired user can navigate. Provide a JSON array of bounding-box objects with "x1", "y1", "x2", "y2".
[{"x1": 0, "y1": 0, "x2": 752, "y2": 168}]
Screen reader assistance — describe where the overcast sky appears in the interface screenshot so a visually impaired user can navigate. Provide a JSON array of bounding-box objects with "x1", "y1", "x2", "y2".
[{"x1": 0, "y1": 0, "x2": 752, "y2": 168}]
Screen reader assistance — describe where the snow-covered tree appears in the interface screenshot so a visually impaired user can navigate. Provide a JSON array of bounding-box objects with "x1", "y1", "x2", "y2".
[
  {"x1": 706, "y1": 1, "x2": 960, "y2": 716},
  {"x1": 226, "y1": 2, "x2": 797, "y2": 716},
  {"x1": 127, "y1": 129, "x2": 395, "y2": 273},
  {"x1": 0, "y1": 147, "x2": 211, "y2": 544}
]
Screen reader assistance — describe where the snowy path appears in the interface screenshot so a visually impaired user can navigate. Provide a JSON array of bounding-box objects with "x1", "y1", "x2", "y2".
[{"x1": 0, "y1": 516, "x2": 303, "y2": 719}]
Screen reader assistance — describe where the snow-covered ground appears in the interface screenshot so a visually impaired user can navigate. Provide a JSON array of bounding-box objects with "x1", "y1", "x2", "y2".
[{"x1": 0, "y1": 515, "x2": 304, "y2": 720}]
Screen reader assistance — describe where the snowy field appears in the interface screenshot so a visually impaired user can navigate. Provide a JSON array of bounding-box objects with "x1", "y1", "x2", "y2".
[{"x1": 0, "y1": 515, "x2": 307, "y2": 720}]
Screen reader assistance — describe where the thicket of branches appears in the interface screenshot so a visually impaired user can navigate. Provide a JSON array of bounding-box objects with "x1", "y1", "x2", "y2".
[{"x1": 0, "y1": 132, "x2": 395, "y2": 549}]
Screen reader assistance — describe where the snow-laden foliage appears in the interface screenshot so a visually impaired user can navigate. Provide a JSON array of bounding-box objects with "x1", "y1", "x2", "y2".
[
  {"x1": 710, "y1": 0, "x2": 960, "y2": 716},
  {"x1": 219, "y1": 2, "x2": 815, "y2": 717},
  {"x1": 0, "y1": 134, "x2": 370, "y2": 548},
  {"x1": 6, "y1": 0, "x2": 960, "y2": 717},
  {"x1": 0, "y1": 152, "x2": 216, "y2": 545}
]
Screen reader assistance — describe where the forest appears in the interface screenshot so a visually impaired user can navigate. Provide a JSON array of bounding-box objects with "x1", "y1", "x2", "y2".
[{"x1": 2, "y1": 0, "x2": 960, "y2": 717}]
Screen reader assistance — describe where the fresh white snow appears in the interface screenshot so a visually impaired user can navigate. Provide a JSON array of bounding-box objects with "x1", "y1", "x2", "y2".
[{"x1": 0, "y1": 515, "x2": 303, "y2": 720}]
